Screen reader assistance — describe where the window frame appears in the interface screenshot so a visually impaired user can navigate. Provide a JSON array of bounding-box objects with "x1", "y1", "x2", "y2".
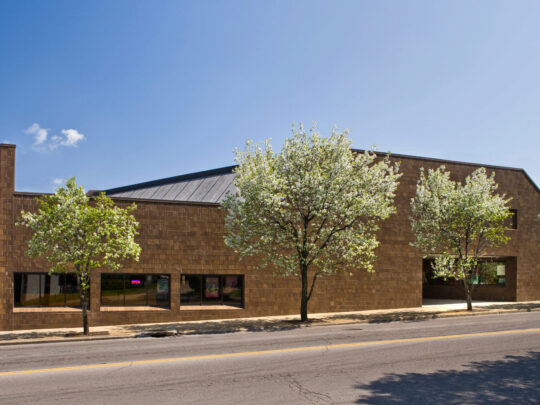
[
  {"x1": 423, "y1": 259, "x2": 507, "y2": 287},
  {"x1": 13, "y1": 272, "x2": 83, "y2": 308},
  {"x1": 473, "y1": 262, "x2": 506, "y2": 286},
  {"x1": 180, "y1": 274, "x2": 244, "y2": 308},
  {"x1": 100, "y1": 273, "x2": 171, "y2": 308}
]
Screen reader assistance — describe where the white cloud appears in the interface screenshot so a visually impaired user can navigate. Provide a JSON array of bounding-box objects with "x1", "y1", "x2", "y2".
[
  {"x1": 60, "y1": 129, "x2": 85, "y2": 147},
  {"x1": 52, "y1": 178, "x2": 64, "y2": 186},
  {"x1": 23, "y1": 123, "x2": 86, "y2": 151},
  {"x1": 25, "y1": 123, "x2": 49, "y2": 146}
]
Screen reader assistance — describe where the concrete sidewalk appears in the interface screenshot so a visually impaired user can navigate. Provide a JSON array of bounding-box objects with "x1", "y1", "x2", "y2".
[{"x1": 1, "y1": 300, "x2": 539, "y2": 345}]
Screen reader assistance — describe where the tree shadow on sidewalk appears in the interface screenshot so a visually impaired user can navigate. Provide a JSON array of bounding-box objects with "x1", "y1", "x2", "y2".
[
  {"x1": 122, "y1": 310, "x2": 450, "y2": 337},
  {"x1": 327, "y1": 312, "x2": 440, "y2": 324},
  {"x1": 123, "y1": 312, "x2": 443, "y2": 336},
  {"x1": 0, "y1": 330, "x2": 108, "y2": 340},
  {"x1": 482, "y1": 303, "x2": 540, "y2": 312},
  {"x1": 355, "y1": 351, "x2": 540, "y2": 404},
  {"x1": 123, "y1": 318, "x2": 319, "y2": 336}
]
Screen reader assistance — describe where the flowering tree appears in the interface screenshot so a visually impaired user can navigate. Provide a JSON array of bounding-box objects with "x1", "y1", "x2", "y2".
[
  {"x1": 17, "y1": 178, "x2": 141, "y2": 335},
  {"x1": 222, "y1": 124, "x2": 401, "y2": 321},
  {"x1": 410, "y1": 166, "x2": 512, "y2": 310}
]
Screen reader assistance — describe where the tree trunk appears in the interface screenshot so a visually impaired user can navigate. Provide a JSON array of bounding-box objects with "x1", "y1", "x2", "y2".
[
  {"x1": 300, "y1": 264, "x2": 309, "y2": 322},
  {"x1": 466, "y1": 289, "x2": 472, "y2": 311},
  {"x1": 79, "y1": 272, "x2": 90, "y2": 335},
  {"x1": 464, "y1": 279, "x2": 473, "y2": 311},
  {"x1": 81, "y1": 290, "x2": 89, "y2": 335}
]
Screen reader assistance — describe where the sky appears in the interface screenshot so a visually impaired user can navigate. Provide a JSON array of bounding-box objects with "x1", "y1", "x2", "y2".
[{"x1": 1, "y1": 0, "x2": 539, "y2": 192}]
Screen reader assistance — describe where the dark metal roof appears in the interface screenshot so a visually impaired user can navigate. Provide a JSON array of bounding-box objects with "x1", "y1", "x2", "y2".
[
  {"x1": 103, "y1": 165, "x2": 237, "y2": 203},
  {"x1": 352, "y1": 150, "x2": 539, "y2": 193},
  {"x1": 100, "y1": 151, "x2": 539, "y2": 203}
]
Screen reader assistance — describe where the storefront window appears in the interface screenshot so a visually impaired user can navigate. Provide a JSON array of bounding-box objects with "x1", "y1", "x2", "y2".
[
  {"x1": 14, "y1": 273, "x2": 82, "y2": 308},
  {"x1": 181, "y1": 274, "x2": 243, "y2": 307},
  {"x1": 100, "y1": 274, "x2": 170, "y2": 307}
]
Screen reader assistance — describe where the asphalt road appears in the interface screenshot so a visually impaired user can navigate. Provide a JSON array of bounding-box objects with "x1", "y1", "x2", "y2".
[{"x1": 0, "y1": 312, "x2": 539, "y2": 404}]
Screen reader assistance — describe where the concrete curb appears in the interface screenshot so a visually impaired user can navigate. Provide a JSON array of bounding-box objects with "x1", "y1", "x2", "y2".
[
  {"x1": 1, "y1": 305, "x2": 538, "y2": 346},
  {"x1": 0, "y1": 335, "x2": 131, "y2": 346}
]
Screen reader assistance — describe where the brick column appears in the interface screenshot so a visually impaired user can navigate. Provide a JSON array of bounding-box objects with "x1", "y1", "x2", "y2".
[
  {"x1": 0, "y1": 144, "x2": 15, "y2": 331},
  {"x1": 170, "y1": 272, "x2": 181, "y2": 313}
]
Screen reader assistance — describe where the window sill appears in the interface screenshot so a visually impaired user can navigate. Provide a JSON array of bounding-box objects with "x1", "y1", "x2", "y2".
[
  {"x1": 100, "y1": 306, "x2": 170, "y2": 312},
  {"x1": 180, "y1": 305, "x2": 244, "y2": 311},
  {"x1": 13, "y1": 307, "x2": 82, "y2": 313}
]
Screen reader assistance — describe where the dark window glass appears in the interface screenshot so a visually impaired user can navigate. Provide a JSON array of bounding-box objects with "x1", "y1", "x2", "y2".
[
  {"x1": 223, "y1": 276, "x2": 243, "y2": 305},
  {"x1": 422, "y1": 260, "x2": 457, "y2": 286},
  {"x1": 43, "y1": 274, "x2": 65, "y2": 306},
  {"x1": 181, "y1": 275, "x2": 243, "y2": 307},
  {"x1": 14, "y1": 273, "x2": 82, "y2": 308},
  {"x1": 180, "y1": 275, "x2": 202, "y2": 305},
  {"x1": 100, "y1": 274, "x2": 170, "y2": 308},
  {"x1": 64, "y1": 274, "x2": 81, "y2": 307},
  {"x1": 124, "y1": 275, "x2": 148, "y2": 306},
  {"x1": 14, "y1": 273, "x2": 43, "y2": 307},
  {"x1": 148, "y1": 275, "x2": 170, "y2": 307},
  {"x1": 101, "y1": 274, "x2": 124, "y2": 306},
  {"x1": 13, "y1": 273, "x2": 22, "y2": 306}
]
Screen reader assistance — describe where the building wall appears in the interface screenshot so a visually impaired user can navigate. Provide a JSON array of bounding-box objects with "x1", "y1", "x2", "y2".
[
  {"x1": 1, "y1": 145, "x2": 539, "y2": 331},
  {"x1": 0, "y1": 145, "x2": 15, "y2": 331}
]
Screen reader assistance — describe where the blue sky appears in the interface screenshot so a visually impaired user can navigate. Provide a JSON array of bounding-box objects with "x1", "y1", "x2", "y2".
[{"x1": 1, "y1": 1, "x2": 539, "y2": 192}]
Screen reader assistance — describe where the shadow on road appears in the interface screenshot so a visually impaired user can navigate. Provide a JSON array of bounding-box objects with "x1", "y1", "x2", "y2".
[{"x1": 355, "y1": 351, "x2": 540, "y2": 404}]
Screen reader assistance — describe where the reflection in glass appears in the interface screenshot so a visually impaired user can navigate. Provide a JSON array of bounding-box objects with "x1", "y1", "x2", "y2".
[
  {"x1": 101, "y1": 274, "x2": 124, "y2": 306},
  {"x1": 180, "y1": 275, "x2": 202, "y2": 305},
  {"x1": 181, "y1": 275, "x2": 243, "y2": 307},
  {"x1": 64, "y1": 274, "x2": 81, "y2": 307},
  {"x1": 100, "y1": 274, "x2": 170, "y2": 308},
  {"x1": 204, "y1": 276, "x2": 221, "y2": 302},
  {"x1": 223, "y1": 276, "x2": 242, "y2": 305},
  {"x1": 124, "y1": 276, "x2": 147, "y2": 306},
  {"x1": 14, "y1": 273, "x2": 82, "y2": 308},
  {"x1": 148, "y1": 275, "x2": 170, "y2": 307}
]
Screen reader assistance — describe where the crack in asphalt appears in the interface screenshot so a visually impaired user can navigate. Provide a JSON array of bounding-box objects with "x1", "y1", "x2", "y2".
[{"x1": 287, "y1": 376, "x2": 334, "y2": 404}]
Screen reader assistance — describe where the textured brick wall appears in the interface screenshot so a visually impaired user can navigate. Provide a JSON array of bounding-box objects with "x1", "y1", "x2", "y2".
[
  {"x1": 1, "y1": 146, "x2": 539, "y2": 331},
  {"x1": 0, "y1": 145, "x2": 15, "y2": 331}
]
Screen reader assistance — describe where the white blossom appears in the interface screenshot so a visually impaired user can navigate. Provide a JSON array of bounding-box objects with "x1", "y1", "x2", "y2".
[
  {"x1": 409, "y1": 166, "x2": 512, "y2": 310},
  {"x1": 222, "y1": 124, "x2": 401, "y2": 321}
]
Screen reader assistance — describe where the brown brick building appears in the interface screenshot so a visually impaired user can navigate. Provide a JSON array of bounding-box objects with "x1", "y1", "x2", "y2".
[{"x1": 0, "y1": 144, "x2": 539, "y2": 331}]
